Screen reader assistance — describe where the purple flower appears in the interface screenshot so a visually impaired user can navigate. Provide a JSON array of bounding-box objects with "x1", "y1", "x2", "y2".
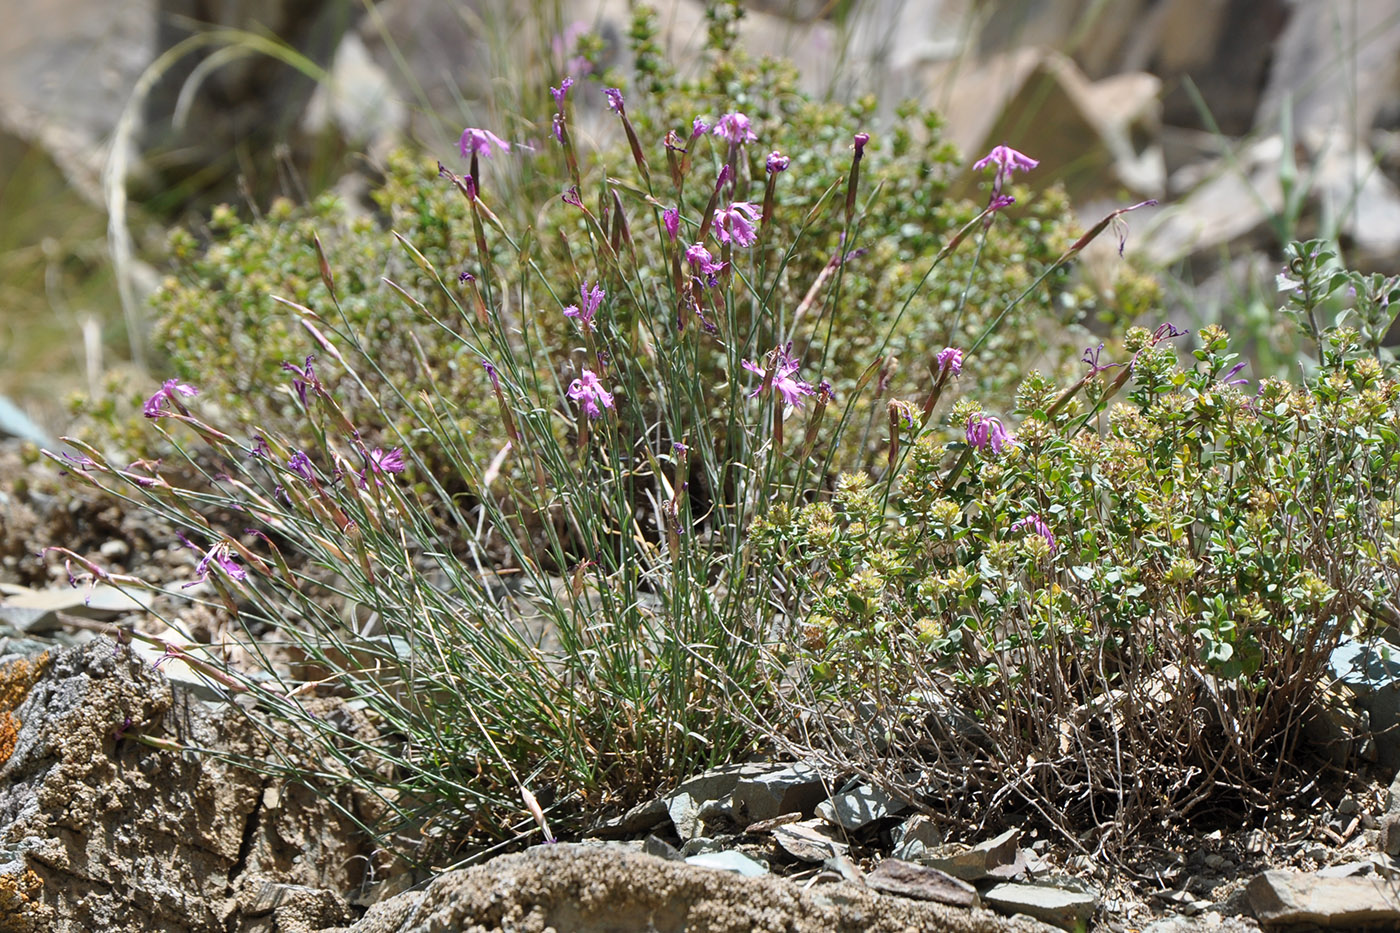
[
  {"x1": 604, "y1": 88, "x2": 625, "y2": 113},
  {"x1": 712, "y1": 111, "x2": 756, "y2": 146},
  {"x1": 552, "y1": 113, "x2": 565, "y2": 143},
  {"x1": 287, "y1": 450, "x2": 314, "y2": 480},
  {"x1": 282, "y1": 355, "x2": 318, "y2": 407},
  {"x1": 684, "y1": 243, "x2": 727, "y2": 287},
  {"x1": 459, "y1": 270, "x2": 475, "y2": 285},
  {"x1": 973, "y1": 144, "x2": 1038, "y2": 197},
  {"x1": 966, "y1": 413, "x2": 1015, "y2": 456},
  {"x1": 249, "y1": 435, "x2": 270, "y2": 458},
  {"x1": 1011, "y1": 513, "x2": 1056, "y2": 553},
  {"x1": 765, "y1": 151, "x2": 790, "y2": 174},
  {"x1": 663, "y1": 208, "x2": 680, "y2": 241},
  {"x1": 1218, "y1": 361, "x2": 1249, "y2": 387},
  {"x1": 742, "y1": 345, "x2": 816, "y2": 408},
  {"x1": 691, "y1": 116, "x2": 709, "y2": 139},
  {"x1": 562, "y1": 186, "x2": 583, "y2": 207},
  {"x1": 563, "y1": 281, "x2": 606, "y2": 330},
  {"x1": 183, "y1": 540, "x2": 247, "y2": 588},
  {"x1": 853, "y1": 132, "x2": 870, "y2": 157},
  {"x1": 568, "y1": 369, "x2": 615, "y2": 418},
  {"x1": 459, "y1": 127, "x2": 511, "y2": 159},
  {"x1": 358, "y1": 446, "x2": 406, "y2": 488},
  {"x1": 936, "y1": 347, "x2": 963, "y2": 377},
  {"x1": 482, "y1": 359, "x2": 501, "y2": 389},
  {"x1": 143, "y1": 379, "x2": 198, "y2": 419},
  {"x1": 550, "y1": 76, "x2": 574, "y2": 109},
  {"x1": 713, "y1": 201, "x2": 761, "y2": 247},
  {"x1": 370, "y1": 447, "x2": 406, "y2": 474}
]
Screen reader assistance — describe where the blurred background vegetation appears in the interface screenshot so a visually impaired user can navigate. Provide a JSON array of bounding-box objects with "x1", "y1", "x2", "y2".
[{"x1": 1, "y1": 0, "x2": 1397, "y2": 439}]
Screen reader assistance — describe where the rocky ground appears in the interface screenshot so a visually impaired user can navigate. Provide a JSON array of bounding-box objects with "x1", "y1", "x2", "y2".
[
  {"x1": 5, "y1": 0, "x2": 1400, "y2": 929},
  {"x1": 4, "y1": 442, "x2": 1400, "y2": 933}
]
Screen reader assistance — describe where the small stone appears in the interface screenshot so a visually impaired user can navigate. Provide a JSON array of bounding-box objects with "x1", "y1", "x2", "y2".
[
  {"x1": 99, "y1": 539, "x2": 130, "y2": 560},
  {"x1": 1338, "y1": 795, "x2": 1361, "y2": 815},
  {"x1": 983, "y1": 882, "x2": 1099, "y2": 931},
  {"x1": 1203, "y1": 853, "x2": 1226, "y2": 870},
  {"x1": 772, "y1": 819, "x2": 847, "y2": 863},
  {"x1": 815, "y1": 784, "x2": 906, "y2": 831},
  {"x1": 923, "y1": 828, "x2": 1020, "y2": 882},
  {"x1": 684, "y1": 850, "x2": 768, "y2": 877},
  {"x1": 732, "y1": 763, "x2": 827, "y2": 823},
  {"x1": 865, "y1": 859, "x2": 978, "y2": 908},
  {"x1": 891, "y1": 815, "x2": 944, "y2": 862},
  {"x1": 1249, "y1": 869, "x2": 1400, "y2": 927},
  {"x1": 1305, "y1": 844, "x2": 1330, "y2": 862},
  {"x1": 1379, "y1": 814, "x2": 1400, "y2": 857}
]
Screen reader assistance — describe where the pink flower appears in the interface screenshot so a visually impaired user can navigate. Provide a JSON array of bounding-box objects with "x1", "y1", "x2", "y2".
[
  {"x1": 765, "y1": 151, "x2": 790, "y2": 174},
  {"x1": 713, "y1": 201, "x2": 761, "y2": 247},
  {"x1": 685, "y1": 243, "x2": 727, "y2": 287},
  {"x1": 563, "y1": 281, "x2": 606, "y2": 330},
  {"x1": 936, "y1": 347, "x2": 963, "y2": 377},
  {"x1": 143, "y1": 379, "x2": 198, "y2": 419},
  {"x1": 550, "y1": 76, "x2": 574, "y2": 109},
  {"x1": 604, "y1": 88, "x2": 625, "y2": 113},
  {"x1": 691, "y1": 117, "x2": 709, "y2": 139},
  {"x1": 742, "y1": 345, "x2": 816, "y2": 408},
  {"x1": 966, "y1": 413, "x2": 1015, "y2": 456},
  {"x1": 1011, "y1": 513, "x2": 1056, "y2": 553},
  {"x1": 663, "y1": 208, "x2": 680, "y2": 241},
  {"x1": 973, "y1": 144, "x2": 1037, "y2": 195},
  {"x1": 358, "y1": 446, "x2": 406, "y2": 488},
  {"x1": 459, "y1": 127, "x2": 511, "y2": 159},
  {"x1": 568, "y1": 369, "x2": 615, "y2": 418},
  {"x1": 182, "y1": 539, "x2": 247, "y2": 588},
  {"x1": 712, "y1": 111, "x2": 756, "y2": 145}
]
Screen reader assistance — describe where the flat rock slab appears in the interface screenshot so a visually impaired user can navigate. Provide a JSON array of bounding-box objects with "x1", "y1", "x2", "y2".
[
  {"x1": 983, "y1": 882, "x2": 1098, "y2": 930},
  {"x1": 327, "y1": 845, "x2": 1055, "y2": 933},
  {"x1": 1248, "y1": 869, "x2": 1400, "y2": 928},
  {"x1": 866, "y1": 858, "x2": 980, "y2": 908},
  {"x1": 816, "y1": 783, "x2": 907, "y2": 830}
]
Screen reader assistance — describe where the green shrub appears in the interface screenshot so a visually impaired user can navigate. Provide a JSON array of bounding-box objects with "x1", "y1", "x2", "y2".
[{"x1": 750, "y1": 248, "x2": 1400, "y2": 848}]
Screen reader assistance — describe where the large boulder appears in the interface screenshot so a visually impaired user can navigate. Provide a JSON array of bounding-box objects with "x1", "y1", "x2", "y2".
[{"x1": 0, "y1": 638, "x2": 372, "y2": 932}]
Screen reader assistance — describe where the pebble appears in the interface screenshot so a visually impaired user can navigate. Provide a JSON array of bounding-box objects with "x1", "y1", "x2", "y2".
[{"x1": 100, "y1": 539, "x2": 130, "y2": 560}]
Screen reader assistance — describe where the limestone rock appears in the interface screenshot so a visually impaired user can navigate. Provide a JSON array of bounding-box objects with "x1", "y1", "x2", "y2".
[
  {"x1": 866, "y1": 858, "x2": 980, "y2": 908},
  {"x1": 816, "y1": 783, "x2": 907, "y2": 831},
  {"x1": 1248, "y1": 869, "x2": 1400, "y2": 927},
  {"x1": 328, "y1": 844, "x2": 1055, "y2": 933},
  {"x1": 0, "y1": 638, "x2": 374, "y2": 932},
  {"x1": 732, "y1": 762, "x2": 828, "y2": 823},
  {"x1": 983, "y1": 882, "x2": 1099, "y2": 931}
]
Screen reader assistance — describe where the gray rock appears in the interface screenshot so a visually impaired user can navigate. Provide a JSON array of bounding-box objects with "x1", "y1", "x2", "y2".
[
  {"x1": 1330, "y1": 637, "x2": 1400, "y2": 771},
  {"x1": 733, "y1": 762, "x2": 828, "y2": 823},
  {"x1": 1248, "y1": 869, "x2": 1400, "y2": 927},
  {"x1": 685, "y1": 850, "x2": 770, "y2": 877},
  {"x1": 772, "y1": 819, "x2": 849, "y2": 863},
  {"x1": 891, "y1": 814, "x2": 945, "y2": 862},
  {"x1": 0, "y1": 395, "x2": 53, "y2": 446},
  {"x1": 816, "y1": 783, "x2": 907, "y2": 831},
  {"x1": 925, "y1": 828, "x2": 1022, "y2": 882},
  {"x1": 0, "y1": 638, "x2": 372, "y2": 930},
  {"x1": 0, "y1": 582, "x2": 152, "y2": 632},
  {"x1": 333, "y1": 844, "x2": 1055, "y2": 933},
  {"x1": 866, "y1": 858, "x2": 980, "y2": 908},
  {"x1": 983, "y1": 882, "x2": 1099, "y2": 931}
]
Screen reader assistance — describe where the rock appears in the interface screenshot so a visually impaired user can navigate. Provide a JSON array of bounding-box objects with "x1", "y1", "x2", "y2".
[
  {"x1": 0, "y1": 397, "x2": 52, "y2": 447},
  {"x1": 865, "y1": 858, "x2": 980, "y2": 908},
  {"x1": 927, "y1": 47, "x2": 1163, "y2": 202},
  {"x1": 1330, "y1": 637, "x2": 1400, "y2": 771},
  {"x1": 0, "y1": 638, "x2": 374, "y2": 930},
  {"x1": 925, "y1": 828, "x2": 1022, "y2": 882},
  {"x1": 1378, "y1": 813, "x2": 1400, "y2": 857},
  {"x1": 684, "y1": 850, "x2": 769, "y2": 877},
  {"x1": 891, "y1": 814, "x2": 945, "y2": 862},
  {"x1": 732, "y1": 762, "x2": 828, "y2": 823},
  {"x1": 816, "y1": 783, "x2": 907, "y2": 830},
  {"x1": 1302, "y1": 681, "x2": 1371, "y2": 768},
  {"x1": 1255, "y1": 0, "x2": 1400, "y2": 141},
  {"x1": 1306, "y1": 129, "x2": 1400, "y2": 270},
  {"x1": 0, "y1": 583, "x2": 152, "y2": 633},
  {"x1": 772, "y1": 819, "x2": 849, "y2": 863},
  {"x1": 983, "y1": 882, "x2": 1099, "y2": 931},
  {"x1": 301, "y1": 31, "x2": 404, "y2": 156},
  {"x1": 1248, "y1": 869, "x2": 1400, "y2": 927},
  {"x1": 332, "y1": 844, "x2": 1054, "y2": 933}
]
